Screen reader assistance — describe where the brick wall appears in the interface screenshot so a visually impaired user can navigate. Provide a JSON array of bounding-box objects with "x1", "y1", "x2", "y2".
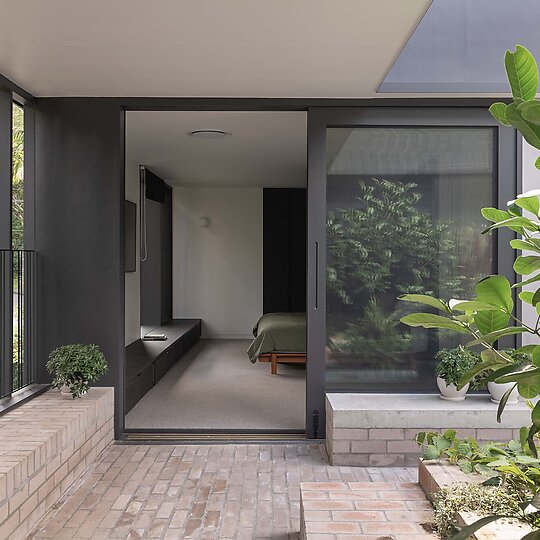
[
  {"x1": 0, "y1": 387, "x2": 114, "y2": 540},
  {"x1": 326, "y1": 394, "x2": 531, "y2": 467}
]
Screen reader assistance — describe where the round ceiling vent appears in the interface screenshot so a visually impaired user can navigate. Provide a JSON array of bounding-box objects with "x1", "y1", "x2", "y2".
[{"x1": 188, "y1": 129, "x2": 231, "y2": 139}]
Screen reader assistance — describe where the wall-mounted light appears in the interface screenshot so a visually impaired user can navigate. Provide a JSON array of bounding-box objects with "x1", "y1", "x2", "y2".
[{"x1": 188, "y1": 129, "x2": 231, "y2": 139}]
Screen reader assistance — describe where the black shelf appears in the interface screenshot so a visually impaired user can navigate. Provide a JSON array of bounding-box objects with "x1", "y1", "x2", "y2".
[{"x1": 125, "y1": 319, "x2": 201, "y2": 413}]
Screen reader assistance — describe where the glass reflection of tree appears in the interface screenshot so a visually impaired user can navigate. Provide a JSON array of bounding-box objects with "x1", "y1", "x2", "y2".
[{"x1": 326, "y1": 179, "x2": 478, "y2": 365}]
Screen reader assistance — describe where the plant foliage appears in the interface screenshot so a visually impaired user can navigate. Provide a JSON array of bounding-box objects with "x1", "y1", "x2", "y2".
[
  {"x1": 327, "y1": 179, "x2": 467, "y2": 359},
  {"x1": 47, "y1": 344, "x2": 108, "y2": 398},
  {"x1": 401, "y1": 44, "x2": 540, "y2": 540},
  {"x1": 435, "y1": 347, "x2": 480, "y2": 387}
]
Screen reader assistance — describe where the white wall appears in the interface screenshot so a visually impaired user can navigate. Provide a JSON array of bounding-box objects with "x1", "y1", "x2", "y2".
[
  {"x1": 124, "y1": 159, "x2": 141, "y2": 345},
  {"x1": 521, "y1": 141, "x2": 540, "y2": 345},
  {"x1": 173, "y1": 187, "x2": 262, "y2": 339}
]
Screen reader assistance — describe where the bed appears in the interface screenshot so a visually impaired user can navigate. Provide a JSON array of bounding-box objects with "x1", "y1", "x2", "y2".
[{"x1": 247, "y1": 312, "x2": 306, "y2": 374}]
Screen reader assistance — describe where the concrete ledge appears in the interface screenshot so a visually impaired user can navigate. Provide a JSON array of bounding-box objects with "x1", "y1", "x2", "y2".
[
  {"x1": 419, "y1": 459, "x2": 533, "y2": 539},
  {"x1": 326, "y1": 394, "x2": 532, "y2": 466},
  {"x1": 0, "y1": 387, "x2": 114, "y2": 540}
]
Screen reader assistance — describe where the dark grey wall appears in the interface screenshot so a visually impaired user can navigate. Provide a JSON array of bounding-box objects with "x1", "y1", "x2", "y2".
[{"x1": 34, "y1": 99, "x2": 123, "y2": 402}]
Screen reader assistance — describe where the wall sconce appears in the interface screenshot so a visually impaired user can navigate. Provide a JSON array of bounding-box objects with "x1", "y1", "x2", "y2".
[{"x1": 199, "y1": 217, "x2": 211, "y2": 228}]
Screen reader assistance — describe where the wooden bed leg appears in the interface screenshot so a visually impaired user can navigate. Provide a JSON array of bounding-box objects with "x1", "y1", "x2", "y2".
[{"x1": 271, "y1": 353, "x2": 277, "y2": 375}]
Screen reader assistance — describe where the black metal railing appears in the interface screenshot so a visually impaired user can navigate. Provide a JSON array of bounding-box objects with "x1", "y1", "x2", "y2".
[{"x1": 0, "y1": 250, "x2": 36, "y2": 398}]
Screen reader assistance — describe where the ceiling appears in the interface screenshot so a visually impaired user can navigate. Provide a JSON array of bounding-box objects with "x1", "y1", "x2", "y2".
[
  {"x1": 125, "y1": 111, "x2": 307, "y2": 187},
  {"x1": 0, "y1": 0, "x2": 431, "y2": 97}
]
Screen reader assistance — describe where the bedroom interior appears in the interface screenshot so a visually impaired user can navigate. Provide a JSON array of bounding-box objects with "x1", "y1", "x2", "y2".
[{"x1": 123, "y1": 110, "x2": 308, "y2": 432}]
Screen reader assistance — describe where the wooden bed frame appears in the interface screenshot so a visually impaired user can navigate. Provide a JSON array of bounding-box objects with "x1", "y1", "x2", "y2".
[{"x1": 258, "y1": 353, "x2": 306, "y2": 375}]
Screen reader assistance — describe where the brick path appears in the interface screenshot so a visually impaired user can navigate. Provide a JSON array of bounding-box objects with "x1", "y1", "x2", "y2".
[{"x1": 26, "y1": 443, "x2": 435, "y2": 539}]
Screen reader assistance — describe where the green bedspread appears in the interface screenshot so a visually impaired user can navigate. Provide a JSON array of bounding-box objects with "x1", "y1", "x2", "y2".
[{"x1": 247, "y1": 312, "x2": 306, "y2": 362}]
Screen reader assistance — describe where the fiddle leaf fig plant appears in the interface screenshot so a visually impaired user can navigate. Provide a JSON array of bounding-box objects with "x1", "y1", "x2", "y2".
[{"x1": 399, "y1": 45, "x2": 540, "y2": 460}]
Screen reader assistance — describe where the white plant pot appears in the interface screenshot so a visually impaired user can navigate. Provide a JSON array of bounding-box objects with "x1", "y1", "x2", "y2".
[
  {"x1": 60, "y1": 385, "x2": 72, "y2": 397},
  {"x1": 487, "y1": 381, "x2": 519, "y2": 404},
  {"x1": 437, "y1": 377, "x2": 469, "y2": 401}
]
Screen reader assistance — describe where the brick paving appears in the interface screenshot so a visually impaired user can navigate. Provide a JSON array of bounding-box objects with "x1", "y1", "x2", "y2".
[
  {"x1": 300, "y1": 481, "x2": 437, "y2": 539},
  {"x1": 26, "y1": 443, "x2": 435, "y2": 539}
]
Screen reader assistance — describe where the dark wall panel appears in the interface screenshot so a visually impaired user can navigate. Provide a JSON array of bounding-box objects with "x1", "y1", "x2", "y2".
[
  {"x1": 263, "y1": 190, "x2": 291, "y2": 313},
  {"x1": 263, "y1": 188, "x2": 306, "y2": 313},
  {"x1": 34, "y1": 99, "x2": 122, "y2": 394}
]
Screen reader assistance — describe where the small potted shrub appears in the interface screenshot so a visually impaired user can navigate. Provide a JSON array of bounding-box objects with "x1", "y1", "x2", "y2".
[
  {"x1": 47, "y1": 344, "x2": 107, "y2": 398},
  {"x1": 435, "y1": 346, "x2": 479, "y2": 401}
]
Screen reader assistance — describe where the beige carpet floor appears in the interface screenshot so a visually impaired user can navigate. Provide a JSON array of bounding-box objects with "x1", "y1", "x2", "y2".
[{"x1": 125, "y1": 339, "x2": 306, "y2": 430}]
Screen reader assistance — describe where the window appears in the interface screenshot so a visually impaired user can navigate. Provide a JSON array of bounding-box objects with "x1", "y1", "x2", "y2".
[{"x1": 325, "y1": 126, "x2": 496, "y2": 391}]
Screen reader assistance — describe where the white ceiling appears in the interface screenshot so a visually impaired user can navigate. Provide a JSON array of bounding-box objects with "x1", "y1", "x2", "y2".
[
  {"x1": 126, "y1": 111, "x2": 307, "y2": 187},
  {"x1": 0, "y1": 0, "x2": 431, "y2": 97}
]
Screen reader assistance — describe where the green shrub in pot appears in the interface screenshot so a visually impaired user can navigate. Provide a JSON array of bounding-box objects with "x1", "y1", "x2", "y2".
[
  {"x1": 435, "y1": 346, "x2": 480, "y2": 401},
  {"x1": 47, "y1": 344, "x2": 107, "y2": 398}
]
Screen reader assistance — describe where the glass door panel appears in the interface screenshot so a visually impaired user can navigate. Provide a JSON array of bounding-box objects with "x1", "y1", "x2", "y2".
[{"x1": 325, "y1": 126, "x2": 496, "y2": 391}]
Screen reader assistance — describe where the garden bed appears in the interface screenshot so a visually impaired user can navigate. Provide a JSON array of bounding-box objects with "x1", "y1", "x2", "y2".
[{"x1": 418, "y1": 459, "x2": 534, "y2": 539}]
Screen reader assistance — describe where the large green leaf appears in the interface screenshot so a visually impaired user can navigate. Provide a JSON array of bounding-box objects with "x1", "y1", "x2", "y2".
[
  {"x1": 458, "y1": 356, "x2": 509, "y2": 388},
  {"x1": 473, "y1": 310, "x2": 510, "y2": 335},
  {"x1": 518, "y1": 381, "x2": 540, "y2": 399},
  {"x1": 400, "y1": 313, "x2": 468, "y2": 333},
  {"x1": 533, "y1": 345, "x2": 540, "y2": 367},
  {"x1": 475, "y1": 275, "x2": 513, "y2": 312},
  {"x1": 466, "y1": 326, "x2": 528, "y2": 345},
  {"x1": 505, "y1": 45, "x2": 538, "y2": 101},
  {"x1": 506, "y1": 103, "x2": 540, "y2": 149},
  {"x1": 497, "y1": 367, "x2": 540, "y2": 385},
  {"x1": 488, "y1": 102, "x2": 510, "y2": 125},
  {"x1": 514, "y1": 255, "x2": 540, "y2": 275},
  {"x1": 513, "y1": 272, "x2": 540, "y2": 288},
  {"x1": 497, "y1": 384, "x2": 517, "y2": 422},
  {"x1": 482, "y1": 214, "x2": 538, "y2": 233},
  {"x1": 481, "y1": 207, "x2": 511, "y2": 223},
  {"x1": 510, "y1": 239, "x2": 540, "y2": 254},
  {"x1": 397, "y1": 294, "x2": 449, "y2": 312},
  {"x1": 515, "y1": 194, "x2": 540, "y2": 217},
  {"x1": 520, "y1": 100, "x2": 540, "y2": 126},
  {"x1": 451, "y1": 300, "x2": 500, "y2": 312},
  {"x1": 536, "y1": 156, "x2": 540, "y2": 170},
  {"x1": 533, "y1": 401, "x2": 540, "y2": 428},
  {"x1": 448, "y1": 515, "x2": 510, "y2": 540}
]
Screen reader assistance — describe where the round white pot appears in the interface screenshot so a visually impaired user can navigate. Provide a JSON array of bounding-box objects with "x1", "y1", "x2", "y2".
[
  {"x1": 487, "y1": 381, "x2": 519, "y2": 404},
  {"x1": 437, "y1": 377, "x2": 469, "y2": 401},
  {"x1": 60, "y1": 385, "x2": 72, "y2": 397}
]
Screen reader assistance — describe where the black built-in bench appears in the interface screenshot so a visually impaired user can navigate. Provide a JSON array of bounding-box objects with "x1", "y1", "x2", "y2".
[{"x1": 125, "y1": 319, "x2": 201, "y2": 412}]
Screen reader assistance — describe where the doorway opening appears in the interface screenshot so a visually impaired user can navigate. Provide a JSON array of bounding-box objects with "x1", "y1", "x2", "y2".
[{"x1": 123, "y1": 110, "x2": 307, "y2": 434}]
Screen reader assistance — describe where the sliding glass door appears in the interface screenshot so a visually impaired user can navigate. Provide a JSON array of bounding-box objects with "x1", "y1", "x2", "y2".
[{"x1": 306, "y1": 108, "x2": 517, "y2": 438}]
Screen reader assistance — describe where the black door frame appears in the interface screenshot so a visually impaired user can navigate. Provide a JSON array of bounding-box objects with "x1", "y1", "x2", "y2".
[
  {"x1": 306, "y1": 107, "x2": 518, "y2": 439},
  {"x1": 116, "y1": 99, "x2": 514, "y2": 440}
]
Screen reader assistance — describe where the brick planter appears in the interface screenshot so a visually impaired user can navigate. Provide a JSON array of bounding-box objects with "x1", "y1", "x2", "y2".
[
  {"x1": 418, "y1": 459, "x2": 534, "y2": 540},
  {"x1": 326, "y1": 393, "x2": 531, "y2": 466},
  {"x1": 0, "y1": 387, "x2": 114, "y2": 540}
]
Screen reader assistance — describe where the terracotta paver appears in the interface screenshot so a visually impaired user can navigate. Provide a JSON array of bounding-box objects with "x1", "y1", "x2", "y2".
[{"x1": 26, "y1": 443, "x2": 434, "y2": 539}]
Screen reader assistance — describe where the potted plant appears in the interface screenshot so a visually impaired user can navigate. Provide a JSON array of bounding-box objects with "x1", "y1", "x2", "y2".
[
  {"x1": 435, "y1": 346, "x2": 479, "y2": 401},
  {"x1": 484, "y1": 349, "x2": 531, "y2": 404},
  {"x1": 47, "y1": 344, "x2": 108, "y2": 398}
]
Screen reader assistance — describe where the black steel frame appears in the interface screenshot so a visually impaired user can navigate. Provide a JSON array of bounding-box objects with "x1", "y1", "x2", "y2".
[{"x1": 306, "y1": 107, "x2": 519, "y2": 438}]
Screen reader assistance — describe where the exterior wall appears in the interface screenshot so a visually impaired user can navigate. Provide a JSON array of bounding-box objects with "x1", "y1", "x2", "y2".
[
  {"x1": 172, "y1": 187, "x2": 263, "y2": 339},
  {"x1": 521, "y1": 140, "x2": 540, "y2": 345},
  {"x1": 34, "y1": 98, "x2": 123, "y2": 437},
  {"x1": 124, "y1": 158, "x2": 141, "y2": 345}
]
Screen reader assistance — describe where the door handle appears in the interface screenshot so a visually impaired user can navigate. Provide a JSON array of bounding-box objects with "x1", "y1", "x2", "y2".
[{"x1": 315, "y1": 241, "x2": 319, "y2": 310}]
